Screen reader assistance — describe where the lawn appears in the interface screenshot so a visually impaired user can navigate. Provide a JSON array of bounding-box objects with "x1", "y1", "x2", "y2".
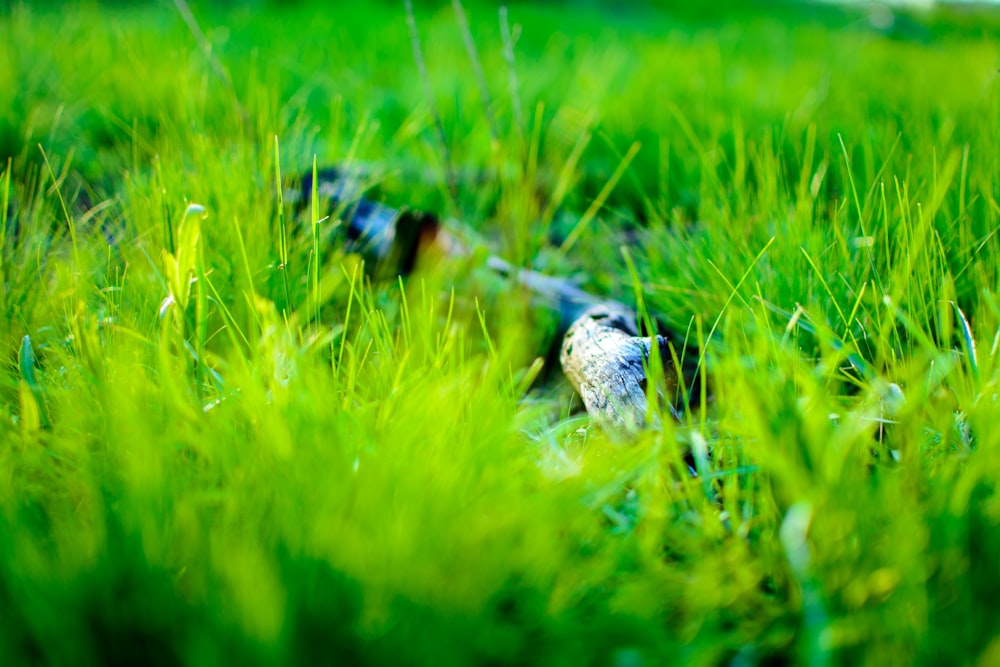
[{"x1": 2, "y1": 0, "x2": 1000, "y2": 664}]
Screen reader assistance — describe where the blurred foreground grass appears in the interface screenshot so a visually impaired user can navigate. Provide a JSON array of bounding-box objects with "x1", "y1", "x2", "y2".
[{"x1": 2, "y1": 1, "x2": 1000, "y2": 665}]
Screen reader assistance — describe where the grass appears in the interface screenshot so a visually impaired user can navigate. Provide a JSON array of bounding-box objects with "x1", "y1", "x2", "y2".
[{"x1": 2, "y1": 0, "x2": 1000, "y2": 664}]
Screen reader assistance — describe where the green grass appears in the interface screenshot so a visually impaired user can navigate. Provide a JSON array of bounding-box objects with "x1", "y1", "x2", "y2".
[{"x1": 3, "y1": 0, "x2": 1000, "y2": 664}]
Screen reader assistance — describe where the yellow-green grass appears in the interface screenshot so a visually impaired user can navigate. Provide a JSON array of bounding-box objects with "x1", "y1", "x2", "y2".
[{"x1": 2, "y1": 1, "x2": 1000, "y2": 665}]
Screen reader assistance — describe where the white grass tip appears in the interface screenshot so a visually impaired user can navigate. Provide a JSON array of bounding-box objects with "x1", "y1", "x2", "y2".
[{"x1": 158, "y1": 295, "x2": 175, "y2": 318}]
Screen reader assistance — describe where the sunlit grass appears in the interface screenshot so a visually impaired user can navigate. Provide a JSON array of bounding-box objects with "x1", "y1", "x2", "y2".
[{"x1": 2, "y1": 1, "x2": 1000, "y2": 665}]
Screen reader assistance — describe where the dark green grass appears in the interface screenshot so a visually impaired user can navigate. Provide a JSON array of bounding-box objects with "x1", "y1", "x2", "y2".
[{"x1": 2, "y1": 1, "x2": 1000, "y2": 665}]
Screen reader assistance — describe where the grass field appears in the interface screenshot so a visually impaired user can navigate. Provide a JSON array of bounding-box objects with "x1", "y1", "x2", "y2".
[{"x1": 3, "y1": 0, "x2": 1000, "y2": 664}]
